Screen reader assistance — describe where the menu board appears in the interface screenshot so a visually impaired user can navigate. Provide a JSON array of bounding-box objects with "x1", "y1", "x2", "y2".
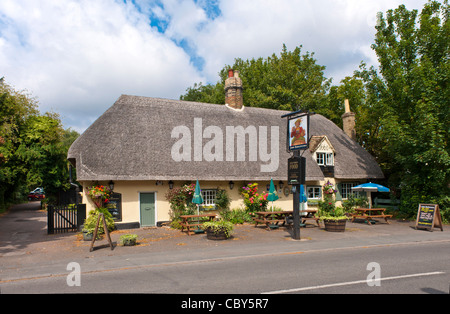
[{"x1": 415, "y1": 204, "x2": 443, "y2": 231}]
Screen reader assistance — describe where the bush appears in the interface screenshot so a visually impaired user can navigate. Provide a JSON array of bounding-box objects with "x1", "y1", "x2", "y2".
[
  {"x1": 83, "y1": 208, "x2": 115, "y2": 234},
  {"x1": 220, "y1": 208, "x2": 253, "y2": 224},
  {"x1": 239, "y1": 183, "x2": 268, "y2": 212},
  {"x1": 119, "y1": 234, "x2": 138, "y2": 246}
]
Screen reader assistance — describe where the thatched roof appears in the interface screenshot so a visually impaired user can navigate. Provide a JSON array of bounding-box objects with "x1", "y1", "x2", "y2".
[{"x1": 68, "y1": 95, "x2": 383, "y2": 182}]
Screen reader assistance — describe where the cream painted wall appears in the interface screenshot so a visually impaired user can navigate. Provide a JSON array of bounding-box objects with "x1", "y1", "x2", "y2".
[{"x1": 80, "y1": 179, "x2": 346, "y2": 226}]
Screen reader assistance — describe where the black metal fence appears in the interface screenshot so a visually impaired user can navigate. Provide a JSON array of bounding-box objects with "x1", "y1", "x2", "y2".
[{"x1": 47, "y1": 204, "x2": 86, "y2": 234}]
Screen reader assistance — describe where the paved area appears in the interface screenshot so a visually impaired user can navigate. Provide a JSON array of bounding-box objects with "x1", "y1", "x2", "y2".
[{"x1": 1, "y1": 202, "x2": 449, "y2": 282}]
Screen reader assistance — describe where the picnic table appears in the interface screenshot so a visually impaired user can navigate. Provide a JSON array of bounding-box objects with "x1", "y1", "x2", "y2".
[
  {"x1": 180, "y1": 213, "x2": 216, "y2": 235},
  {"x1": 351, "y1": 208, "x2": 392, "y2": 225},
  {"x1": 253, "y1": 211, "x2": 293, "y2": 230},
  {"x1": 300, "y1": 210, "x2": 320, "y2": 227}
]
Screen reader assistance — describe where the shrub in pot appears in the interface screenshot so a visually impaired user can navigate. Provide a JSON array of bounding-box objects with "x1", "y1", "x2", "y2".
[
  {"x1": 119, "y1": 234, "x2": 138, "y2": 246},
  {"x1": 318, "y1": 201, "x2": 349, "y2": 232},
  {"x1": 202, "y1": 220, "x2": 234, "y2": 240}
]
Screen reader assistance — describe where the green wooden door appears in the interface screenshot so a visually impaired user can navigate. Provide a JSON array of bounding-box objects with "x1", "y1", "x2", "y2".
[{"x1": 140, "y1": 193, "x2": 156, "y2": 227}]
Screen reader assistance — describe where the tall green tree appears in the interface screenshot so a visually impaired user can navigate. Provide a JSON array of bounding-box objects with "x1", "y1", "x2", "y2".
[
  {"x1": 362, "y1": 0, "x2": 449, "y2": 216},
  {"x1": 0, "y1": 78, "x2": 79, "y2": 208},
  {"x1": 181, "y1": 44, "x2": 331, "y2": 112}
]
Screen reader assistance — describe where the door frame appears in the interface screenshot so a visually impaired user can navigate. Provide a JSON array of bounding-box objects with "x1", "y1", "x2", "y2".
[{"x1": 139, "y1": 192, "x2": 157, "y2": 227}]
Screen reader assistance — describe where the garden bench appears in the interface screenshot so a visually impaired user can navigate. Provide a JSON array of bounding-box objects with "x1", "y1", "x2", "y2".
[
  {"x1": 180, "y1": 214, "x2": 216, "y2": 235},
  {"x1": 351, "y1": 208, "x2": 392, "y2": 225}
]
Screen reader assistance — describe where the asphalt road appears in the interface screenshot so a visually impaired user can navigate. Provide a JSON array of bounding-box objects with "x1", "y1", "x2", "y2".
[
  {"x1": 1, "y1": 202, "x2": 449, "y2": 298},
  {"x1": 2, "y1": 239, "x2": 449, "y2": 294}
]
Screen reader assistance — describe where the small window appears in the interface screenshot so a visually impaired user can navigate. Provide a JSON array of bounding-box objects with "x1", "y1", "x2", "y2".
[
  {"x1": 340, "y1": 183, "x2": 358, "y2": 199},
  {"x1": 307, "y1": 186, "x2": 321, "y2": 199},
  {"x1": 316, "y1": 152, "x2": 334, "y2": 166},
  {"x1": 316, "y1": 153, "x2": 325, "y2": 165},
  {"x1": 201, "y1": 189, "x2": 217, "y2": 206}
]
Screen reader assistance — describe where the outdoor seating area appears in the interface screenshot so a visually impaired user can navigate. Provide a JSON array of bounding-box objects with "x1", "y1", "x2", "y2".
[
  {"x1": 351, "y1": 208, "x2": 392, "y2": 225},
  {"x1": 253, "y1": 211, "x2": 293, "y2": 230},
  {"x1": 253, "y1": 210, "x2": 320, "y2": 230},
  {"x1": 180, "y1": 213, "x2": 217, "y2": 235}
]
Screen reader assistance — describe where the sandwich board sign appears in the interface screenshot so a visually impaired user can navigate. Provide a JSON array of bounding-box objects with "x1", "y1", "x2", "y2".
[{"x1": 415, "y1": 204, "x2": 443, "y2": 232}]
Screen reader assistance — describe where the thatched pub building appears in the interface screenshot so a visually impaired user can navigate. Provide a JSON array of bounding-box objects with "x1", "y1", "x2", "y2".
[{"x1": 68, "y1": 70, "x2": 384, "y2": 228}]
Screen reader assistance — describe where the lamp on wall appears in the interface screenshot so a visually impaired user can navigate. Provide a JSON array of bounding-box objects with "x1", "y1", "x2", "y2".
[
  {"x1": 109, "y1": 180, "x2": 114, "y2": 191},
  {"x1": 229, "y1": 181, "x2": 234, "y2": 190},
  {"x1": 278, "y1": 181, "x2": 284, "y2": 189},
  {"x1": 169, "y1": 180, "x2": 174, "y2": 189}
]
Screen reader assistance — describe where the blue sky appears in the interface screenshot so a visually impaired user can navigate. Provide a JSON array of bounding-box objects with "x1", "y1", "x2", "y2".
[{"x1": 0, "y1": 0, "x2": 430, "y2": 133}]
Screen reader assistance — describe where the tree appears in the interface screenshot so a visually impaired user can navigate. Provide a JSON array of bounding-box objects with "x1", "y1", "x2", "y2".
[
  {"x1": 181, "y1": 44, "x2": 331, "y2": 112},
  {"x1": 0, "y1": 78, "x2": 79, "y2": 208},
  {"x1": 368, "y1": 0, "x2": 449, "y2": 216}
]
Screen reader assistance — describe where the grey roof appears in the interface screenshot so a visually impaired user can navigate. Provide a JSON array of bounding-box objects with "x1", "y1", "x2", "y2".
[{"x1": 68, "y1": 95, "x2": 384, "y2": 182}]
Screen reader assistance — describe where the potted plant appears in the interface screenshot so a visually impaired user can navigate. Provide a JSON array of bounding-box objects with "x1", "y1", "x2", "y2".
[
  {"x1": 318, "y1": 203, "x2": 349, "y2": 232},
  {"x1": 119, "y1": 234, "x2": 138, "y2": 246},
  {"x1": 81, "y1": 208, "x2": 115, "y2": 240},
  {"x1": 202, "y1": 220, "x2": 234, "y2": 240}
]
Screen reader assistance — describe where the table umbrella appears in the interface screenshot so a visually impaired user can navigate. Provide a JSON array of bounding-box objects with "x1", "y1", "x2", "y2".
[
  {"x1": 351, "y1": 182, "x2": 389, "y2": 209},
  {"x1": 267, "y1": 178, "x2": 279, "y2": 211},
  {"x1": 299, "y1": 184, "x2": 308, "y2": 227},
  {"x1": 191, "y1": 180, "x2": 204, "y2": 233}
]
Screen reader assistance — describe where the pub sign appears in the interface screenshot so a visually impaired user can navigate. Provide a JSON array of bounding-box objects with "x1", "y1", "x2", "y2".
[
  {"x1": 288, "y1": 156, "x2": 306, "y2": 185},
  {"x1": 287, "y1": 112, "x2": 309, "y2": 151}
]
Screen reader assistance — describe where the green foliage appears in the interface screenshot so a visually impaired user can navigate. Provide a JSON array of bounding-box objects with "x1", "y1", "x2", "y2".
[
  {"x1": 202, "y1": 219, "x2": 234, "y2": 238},
  {"x1": 0, "y1": 78, "x2": 79, "y2": 208},
  {"x1": 119, "y1": 234, "x2": 138, "y2": 246},
  {"x1": 214, "y1": 189, "x2": 230, "y2": 212},
  {"x1": 370, "y1": 1, "x2": 450, "y2": 215},
  {"x1": 181, "y1": 44, "x2": 331, "y2": 112},
  {"x1": 239, "y1": 183, "x2": 269, "y2": 212},
  {"x1": 165, "y1": 183, "x2": 197, "y2": 228},
  {"x1": 82, "y1": 208, "x2": 115, "y2": 234},
  {"x1": 220, "y1": 207, "x2": 254, "y2": 224},
  {"x1": 342, "y1": 194, "x2": 369, "y2": 214}
]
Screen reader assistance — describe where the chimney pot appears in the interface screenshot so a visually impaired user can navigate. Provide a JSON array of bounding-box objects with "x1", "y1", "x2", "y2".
[{"x1": 225, "y1": 69, "x2": 243, "y2": 110}]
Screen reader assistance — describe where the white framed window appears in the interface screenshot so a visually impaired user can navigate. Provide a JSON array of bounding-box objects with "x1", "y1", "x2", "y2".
[
  {"x1": 307, "y1": 186, "x2": 321, "y2": 199},
  {"x1": 340, "y1": 183, "x2": 357, "y2": 199},
  {"x1": 201, "y1": 189, "x2": 217, "y2": 206},
  {"x1": 316, "y1": 152, "x2": 334, "y2": 166}
]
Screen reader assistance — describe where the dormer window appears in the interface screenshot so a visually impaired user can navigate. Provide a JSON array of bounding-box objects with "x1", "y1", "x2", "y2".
[
  {"x1": 310, "y1": 135, "x2": 335, "y2": 167},
  {"x1": 316, "y1": 152, "x2": 334, "y2": 166}
]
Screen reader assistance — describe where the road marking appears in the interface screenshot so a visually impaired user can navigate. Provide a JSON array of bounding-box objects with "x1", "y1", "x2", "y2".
[{"x1": 262, "y1": 271, "x2": 445, "y2": 294}]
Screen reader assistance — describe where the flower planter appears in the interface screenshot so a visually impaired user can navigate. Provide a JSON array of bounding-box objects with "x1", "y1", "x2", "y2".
[
  {"x1": 120, "y1": 234, "x2": 138, "y2": 246},
  {"x1": 206, "y1": 228, "x2": 231, "y2": 240},
  {"x1": 323, "y1": 219, "x2": 347, "y2": 232},
  {"x1": 121, "y1": 238, "x2": 137, "y2": 246},
  {"x1": 83, "y1": 230, "x2": 93, "y2": 241}
]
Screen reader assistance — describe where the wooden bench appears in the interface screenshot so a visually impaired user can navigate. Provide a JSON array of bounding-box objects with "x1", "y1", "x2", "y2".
[
  {"x1": 253, "y1": 211, "x2": 293, "y2": 230},
  {"x1": 180, "y1": 214, "x2": 216, "y2": 235},
  {"x1": 351, "y1": 208, "x2": 392, "y2": 225},
  {"x1": 300, "y1": 210, "x2": 320, "y2": 227}
]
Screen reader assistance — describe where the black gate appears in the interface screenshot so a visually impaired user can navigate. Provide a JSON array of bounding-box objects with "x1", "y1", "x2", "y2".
[{"x1": 47, "y1": 204, "x2": 86, "y2": 234}]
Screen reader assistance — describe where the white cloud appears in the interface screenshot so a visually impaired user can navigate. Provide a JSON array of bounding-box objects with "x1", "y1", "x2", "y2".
[
  {"x1": 0, "y1": 0, "x2": 204, "y2": 132},
  {"x1": 0, "y1": 0, "x2": 430, "y2": 133}
]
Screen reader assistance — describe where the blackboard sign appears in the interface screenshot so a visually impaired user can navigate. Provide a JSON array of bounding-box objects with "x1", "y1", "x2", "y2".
[
  {"x1": 415, "y1": 204, "x2": 443, "y2": 231},
  {"x1": 288, "y1": 156, "x2": 305, "y2": 185},
  {"x1": 107, "y1": 192, "x2": 122, "y2": 221}
]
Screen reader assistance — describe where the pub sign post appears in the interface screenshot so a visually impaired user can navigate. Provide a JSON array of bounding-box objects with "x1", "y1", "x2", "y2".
[{"x1": 282, "y1": 110, "x2": 310, "y2": 240}]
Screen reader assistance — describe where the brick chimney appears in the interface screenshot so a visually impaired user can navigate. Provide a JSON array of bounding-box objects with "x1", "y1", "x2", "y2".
[
  {"x1": 342, "y1": 99, "x2": 356, "y2": 141},
  {"x1": 224, "y1": 69, "x2": 243, "y2": 110}
]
